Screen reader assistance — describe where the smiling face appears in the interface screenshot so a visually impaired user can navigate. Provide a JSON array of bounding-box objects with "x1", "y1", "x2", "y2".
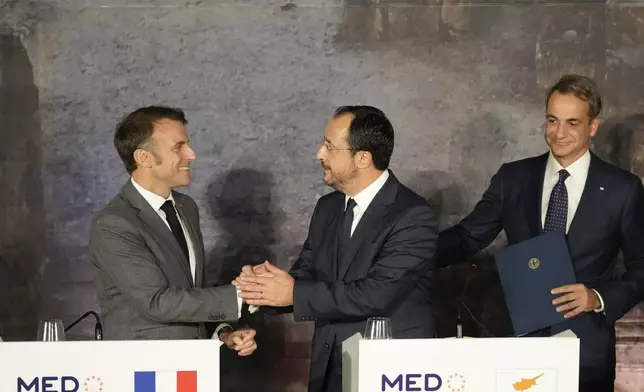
[
  {"x1": 545, "y1": 91, "x2": 599, "y2": 167},
  {"x1": 137, "y1": 118, "x2": 196, "y2": 196}
]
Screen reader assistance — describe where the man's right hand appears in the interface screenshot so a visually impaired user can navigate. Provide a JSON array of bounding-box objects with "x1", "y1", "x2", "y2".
[{"x1": 218, "y1": 328, "x2": 257, "y2": 356}]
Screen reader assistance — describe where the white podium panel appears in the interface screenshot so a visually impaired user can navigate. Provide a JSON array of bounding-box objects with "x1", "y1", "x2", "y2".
[
  {"x1": 343, "y1": 335, "x2": 580, "y2": 392},
  {"x1": 0, "y1": 340, "x2": 221, "y2": 392}
]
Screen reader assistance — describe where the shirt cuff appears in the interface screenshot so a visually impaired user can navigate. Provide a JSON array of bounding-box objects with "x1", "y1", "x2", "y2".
[
  {"x1": 592, "y1": 289, "x2": 605, "y2": 313},
  {"x1": 212, "y1": 323, "x2": 232, "y2": 340},
  {"x1": 236, "y1": 289, "x2": 243, "y2": 319},
  {"x1": 235, "y1": 288, "x2": 260, "y2": 314}
]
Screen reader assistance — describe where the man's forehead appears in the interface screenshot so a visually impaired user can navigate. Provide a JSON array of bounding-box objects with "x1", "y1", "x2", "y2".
[
  {"x1": 547, "y1": 93, "x2": 590, "y2": 114},
  {"x1": 326, "y1": 114, "x2": 353, "y2": 139},
  {"x1": 153, "y1": 119, "x2": 185, "y2": 131},
  {"x1": 150, "y1": 120, "x2": 188, "y2": 145},
  {"x1": 154, "y1": 118, "x2": 184, "y2": 130}
]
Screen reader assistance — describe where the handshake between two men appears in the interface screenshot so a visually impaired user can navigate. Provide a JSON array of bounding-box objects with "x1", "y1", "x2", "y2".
[
  {"x1": 214, "y1": 261, "x2": 292, "y2": 358},
  {"x1": 232, "y1": 261, "x2": 294, "y2": 308}
]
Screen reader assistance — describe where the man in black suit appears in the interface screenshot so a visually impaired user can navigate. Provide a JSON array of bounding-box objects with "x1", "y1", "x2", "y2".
[
  {"x1": 437, "y1": 74, "x2": 644, "y2": 392},
  {"x1": 234, "y1": 106, "x2": 439, "y2": 392}
]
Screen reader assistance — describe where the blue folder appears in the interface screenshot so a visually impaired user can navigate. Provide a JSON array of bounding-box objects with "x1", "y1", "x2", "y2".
[{"x1": 494, "y1": 231, "x2": 577, "y2": 336}]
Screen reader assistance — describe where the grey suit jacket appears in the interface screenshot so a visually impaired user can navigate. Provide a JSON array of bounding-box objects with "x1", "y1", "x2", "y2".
[{"x1": 90, "y1": 180, "x2": 238, "y2": 340}]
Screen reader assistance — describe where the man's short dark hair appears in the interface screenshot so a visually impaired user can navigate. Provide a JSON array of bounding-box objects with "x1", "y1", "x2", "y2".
[
  {"x1": 114, "y1": 106, "x2": 187, "y2": 174},
  {"x1": 333, "y1": 105, "x2": 394, "y2": 170},
  {"x1": 546, "y1": 74, "x2": 602, "y2": 120}
]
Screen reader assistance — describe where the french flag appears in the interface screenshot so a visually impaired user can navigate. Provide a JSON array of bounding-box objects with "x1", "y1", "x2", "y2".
[{"x1": 134, "y1": 370, "x2": 197, "y2": 392}]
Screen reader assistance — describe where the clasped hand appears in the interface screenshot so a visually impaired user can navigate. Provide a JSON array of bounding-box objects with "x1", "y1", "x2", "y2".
[
  {"x1": 232, "y1": 260, "x2": 294, "y2": 307},
  {"x1": 218, "y1": 328, "x2": 257, "y2": 356}
]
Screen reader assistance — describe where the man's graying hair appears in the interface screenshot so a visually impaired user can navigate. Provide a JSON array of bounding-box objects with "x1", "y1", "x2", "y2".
[{"x1": 546, "y1": 74, "x2": 602, "y2": 120}]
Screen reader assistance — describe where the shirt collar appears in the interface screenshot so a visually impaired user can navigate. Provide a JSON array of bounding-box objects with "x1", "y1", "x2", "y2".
[
  {"x1": 131, "y1": 178, "x2": 175, "y2": 212},
  {"x1": 545, "y1": 149, "x2": 591, "y2": 184},
  {"x1": 345, "y1": 170, "x2": 390, "y2": 211}
]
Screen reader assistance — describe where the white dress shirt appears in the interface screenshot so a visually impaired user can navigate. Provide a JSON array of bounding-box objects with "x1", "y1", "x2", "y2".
[
  {"x1": 345, "y1": 170, "x2": 390, "y2": 236},
  {"x1": 539, "y1": 150, "x2": 604, "y2": 312}
]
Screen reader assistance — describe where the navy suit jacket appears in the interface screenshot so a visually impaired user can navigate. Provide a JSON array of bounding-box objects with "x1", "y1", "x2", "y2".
[
  {"x1": 437, "y1": 152, "x2": 644, "y2": 380},
  {"x1": 291, "y1": 171, "x2": 438, "y2": 392}
]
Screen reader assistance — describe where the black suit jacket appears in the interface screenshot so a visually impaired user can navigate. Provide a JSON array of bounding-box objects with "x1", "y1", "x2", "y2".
[
  {"x1": 290, "y1": 172, "x2": 438, "y2": 392},
  {"x1": 438, "y1": 152, "x2": 644, "y2": 381}
]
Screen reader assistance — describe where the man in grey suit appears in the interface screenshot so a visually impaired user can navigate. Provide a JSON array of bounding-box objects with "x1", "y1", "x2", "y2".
[{"x1": 90, "y1": 106, "x2": 256, "y2": 355}]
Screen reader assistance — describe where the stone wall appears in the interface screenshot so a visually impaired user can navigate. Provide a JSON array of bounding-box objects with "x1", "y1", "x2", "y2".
[{"x1": 2, "y1": 1, "x2": 644, "y2": 391}]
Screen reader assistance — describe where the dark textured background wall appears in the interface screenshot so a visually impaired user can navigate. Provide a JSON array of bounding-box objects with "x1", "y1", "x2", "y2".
[{"x1": 1, "y1": 1, "x2": 644, "y2": 391}]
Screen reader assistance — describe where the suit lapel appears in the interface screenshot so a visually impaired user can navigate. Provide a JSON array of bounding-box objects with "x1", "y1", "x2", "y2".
[
  {"x1": 175, "y1": 199, "x2": 202, "y2": 287},
  {"x1": 337, "y1": 173, "x2": 398, "y2": 280},
  {"x1": 568, "y1": 154, "x2": 605, "y2": 238},
  {"x1": 122, "y1": 181, "x2": 194, "y2": 286},
  {"x1": 524, "y1": 153, "x2": 548, "y2": 237}
]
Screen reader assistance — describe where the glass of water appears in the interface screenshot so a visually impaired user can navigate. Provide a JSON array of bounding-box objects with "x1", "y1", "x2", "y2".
[
  {"x1": 364, "y1": 317, "x2": 393, "y2": 340},
  {"x1": 37, "y1": 319, "x2": 66, "y2": 341}
]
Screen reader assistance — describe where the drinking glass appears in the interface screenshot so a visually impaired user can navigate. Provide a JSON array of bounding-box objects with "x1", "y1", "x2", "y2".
[
  {"x1": 364, "y1": 317, "x2": 392, "y2": 340},
  {"x1": 36, "y1": 319, "x2": 66, "y2": 341}
]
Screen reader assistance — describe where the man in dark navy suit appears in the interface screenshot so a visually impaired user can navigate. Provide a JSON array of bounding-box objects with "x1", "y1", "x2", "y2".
[
  {"x1": 437, "y1": 74, "x2": 644, "y2": 392},
  {"x1": 234, "y1": 106, "x2": 439, "y2": 392}
]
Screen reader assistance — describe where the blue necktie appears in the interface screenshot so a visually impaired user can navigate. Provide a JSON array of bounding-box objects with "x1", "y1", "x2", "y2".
[{"x1": 543, "y1": 169, "x2": 570, "y2": 233}]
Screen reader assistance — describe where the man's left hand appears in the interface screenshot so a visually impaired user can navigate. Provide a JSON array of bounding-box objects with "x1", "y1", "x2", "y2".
[
  {"x1": 235, "y1": 262, "x2": 294, "y2": 307},
  {"x1": 551, "y1": 284, "x2": 600, "y2": 319}
]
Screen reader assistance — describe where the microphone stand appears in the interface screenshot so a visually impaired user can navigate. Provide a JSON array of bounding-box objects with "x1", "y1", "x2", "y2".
[
  {"x1": 65, "y1": 311, "x2": 103, "y2": 340},
  {"x1": 456, "y1": 264, "x2": 477, "y2": 338}
]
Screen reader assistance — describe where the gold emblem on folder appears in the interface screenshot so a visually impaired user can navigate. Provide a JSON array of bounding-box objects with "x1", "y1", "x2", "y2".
[{"x1": 528, "y1": 258, "x2": 540, "y2": 269}]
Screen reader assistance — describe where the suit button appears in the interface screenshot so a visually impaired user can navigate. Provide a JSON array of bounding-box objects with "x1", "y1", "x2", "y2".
[{"x1": 324, "y1": 343, "x2": 330, "y2": 349}]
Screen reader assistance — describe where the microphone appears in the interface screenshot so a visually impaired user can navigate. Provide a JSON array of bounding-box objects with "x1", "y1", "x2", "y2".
[
  {"x1": 64, "y1": 311, "x2": 103, "y2": 340},
  {"x1": 456, "y1": 263, "x2": 477, "y2": 338}
]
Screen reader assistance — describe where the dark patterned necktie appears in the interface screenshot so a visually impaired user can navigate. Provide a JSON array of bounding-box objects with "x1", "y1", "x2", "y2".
[{"x1": 543, "y1": 169, "x2": 570, "y2": 233}]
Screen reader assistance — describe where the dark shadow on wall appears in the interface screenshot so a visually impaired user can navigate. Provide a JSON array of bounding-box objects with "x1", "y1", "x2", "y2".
[
  {"x1": 0, "y1": 26, "x2": 45, "y2": 340},
  {"x1": 205, "y1": 168, "x2": 309, "y2": 392},
  {"x1": 593, "y1": 113, "x2": 644, "y2": 175},
  {"x1": 406, "y1": 170, "x2": 467, "y2": 231},
  {"x1": 407, "y1": 170, "x2": 512, "y2": 339},
  {"x1": 205, "y1": 168, "x2": 283, "y2": 286}
]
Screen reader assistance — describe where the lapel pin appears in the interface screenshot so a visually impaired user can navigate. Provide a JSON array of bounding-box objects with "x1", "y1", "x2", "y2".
[{"x1": 599, "y1": 187, "x2": 604, "y2": 191}]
